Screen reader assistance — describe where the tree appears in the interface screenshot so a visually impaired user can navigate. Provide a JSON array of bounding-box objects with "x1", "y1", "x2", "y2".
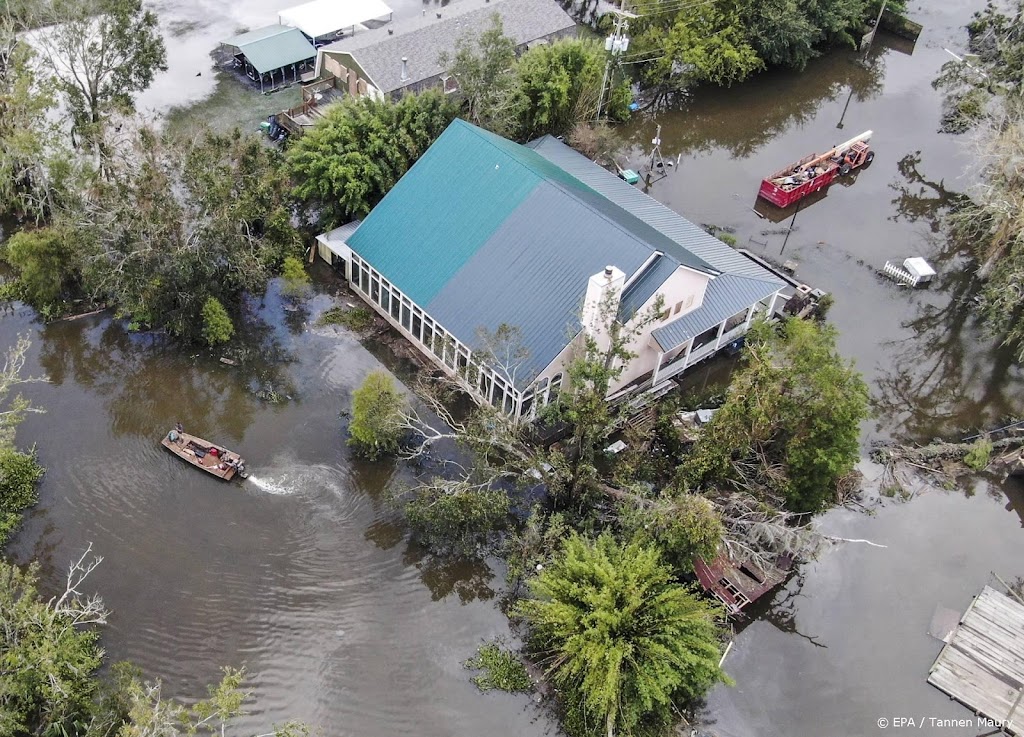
[
  {"x1": 0, "y1": 548, "x2": 107, "y2": 736},
  {"x1": 617, "y1": 490, "x2": 724, "y2": 574},
  {"x1": 0, "y1": 336, "x2": 44, "y2": 450},
  {"x1": 68, "y1": 126, "x2": 300, "y2": 339},
  {"x1": 2, "y1": 226, "x2": 78, "y2": 313},
  {"x1": 511, "y1": 39, "x2": 618, "y2": 139},
  {"x1": 681, "y1": 319, "x2": 870, "y2": 513},
  {"x1": 287, "y1": 91, "x2": 459, "y2": 229},
  {"x1": 440, "y1": 15, "x2": 518, "y2": 135},
  {"x1": 349, "y1": 371, "x2": 406, "y2": 459},
  {"x1": 279, "y1": 256, "x2": 311, "y2": 301},
  {"x1": 516, "y1": 533, "x2": 727, "y2": 737},
  {"x1": 396, "y1": 478, "x2": 510, "y2": 556},
  {"x1": 0, "y1": 447, "x2": 45, "y2": 546},
  {"x1": 200, "y1": 297, "x2": 234, "y2": 347},
  {"x1": 36, "y1": 0, "x2": 167, "y2": 147},
  {"x1": 650, "y1": 7, "x2": 763, "y2": 88}
]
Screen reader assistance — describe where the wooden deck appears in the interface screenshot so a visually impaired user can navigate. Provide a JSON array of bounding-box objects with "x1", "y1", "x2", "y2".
[{"x1": 928, "y1": 586, "x2": 1024, "y2": 734}]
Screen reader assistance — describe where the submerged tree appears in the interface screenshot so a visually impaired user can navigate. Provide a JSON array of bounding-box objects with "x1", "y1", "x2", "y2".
[
  {"x1": 349, "y1": 371, "x2": 406, "y2": 459},
  {"x1": 35, "y1": 0, "x2": 167, "y2": 148},
  {"x1": 516, "y1": 533, "x2": 727, "y2": 737},
  {"x1": 440, "y1": 15, "x2": 518, "y2": 136}
]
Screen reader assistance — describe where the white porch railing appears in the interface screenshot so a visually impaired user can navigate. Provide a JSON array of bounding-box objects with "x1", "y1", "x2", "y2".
[{"x1": 656, "y1": 324, "x2": 747, "y2": 383}]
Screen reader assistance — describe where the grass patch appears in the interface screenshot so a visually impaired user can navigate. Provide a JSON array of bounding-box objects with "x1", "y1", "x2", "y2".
[
  {"x1": 963, "y1": 437, "x2": 993, "y2": 471},
  {"x1": 464, "y1": 641, "x2": 532, "y2": 693},
  {"x1": 717, "y1": 232, "x2": 738, "y2": 247},
  {"x1": 317, "y1": 305, "x2": 374, "y2": 331},
  {"x1": 164, "y1": 69, "x2": 302, "y2": 137}
]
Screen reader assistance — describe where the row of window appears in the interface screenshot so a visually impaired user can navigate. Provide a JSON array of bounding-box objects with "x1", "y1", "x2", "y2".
[{"x1": 352, "y1": 254, "x2": 535, "y2": 415}]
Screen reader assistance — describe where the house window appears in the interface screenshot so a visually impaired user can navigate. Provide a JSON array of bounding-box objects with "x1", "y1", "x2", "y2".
[
  {"x1": 370, "y1": 274, "x2": 379, "y2": 303},
  {"x1": 389, "y1": 292, "x2": 401, "y2": 321},
  {"x1": 549, "y1": 373, "x2": 563, "y2": 403},
  {"x1": 400, "y1": 298, "x2": 412, "y2": 331},
  {"x1": 412, "y1": 313, "x2": 422, "y2": 342},
  {"x1": 673, "y1": 301, "x2": 683, "y2": 314},
  {"x1": 359, "y1": 264, "x2": 369, "y2": 293},
  {"x1": 660, "y1": 309, "x2": 671, "y2": 321},
  {"x1": 442, "y1": 75, "x2": 459, "y2": 94}
]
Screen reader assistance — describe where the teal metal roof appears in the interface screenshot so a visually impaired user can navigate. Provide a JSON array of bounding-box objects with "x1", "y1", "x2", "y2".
[
  {"x1": 226, "y1": 26, "x2": 316, "y2": 75},
  {"x1": 223, "y1": 24, "x2": 291, "y2": 47}
]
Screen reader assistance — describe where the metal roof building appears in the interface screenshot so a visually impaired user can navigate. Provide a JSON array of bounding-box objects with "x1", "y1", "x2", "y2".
[
  {"x1": 321, "y1": 120, "x2": 785, "y2": 412},
  {"x1": 279, "y1": 0, "x2": 393, "y2": 43},
  {"x1": 222, "y1": 25, "x2": 316, "y2": 90},
  {"x1": 318, "y1": 0, "x2": 576, "y2": 97}
]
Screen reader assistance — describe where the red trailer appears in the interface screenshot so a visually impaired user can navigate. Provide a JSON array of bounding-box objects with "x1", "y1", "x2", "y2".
[{"x1": 758, "y1": 130, "x2": 874, "y2": 208}]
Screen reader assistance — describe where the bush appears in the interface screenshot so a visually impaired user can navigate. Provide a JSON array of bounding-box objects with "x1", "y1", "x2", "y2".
[
  {"x1": 0, "y1": 447, "x2": 45, "y2": 547},
  {"x1": 619, "y1": 491, "x2": 724, "y2": 574},
  {"x1": 464, "y1": 641, "x2": 532, "y2": 692},
  {"x1": 402, "y1": 481, "x2": 510, "y2": 556},
  {"x1": 1, "y1": 227, "x2": 77, "y2": 313},
  {"x1": 317, "y1": 305, "x2": 374, "y2": 331},
  {"x1": 280, "y1": 256, "x2": 311, "y2": 300},
  {"x1": 348, "y1": 371, "x2": 405, "y2": 458},
  {"x1": 200, "y1": 297, "x2": 234, "y2": 346},
  {"x1": 963, "y1": 437, "x2": 993, "y2": 471}
]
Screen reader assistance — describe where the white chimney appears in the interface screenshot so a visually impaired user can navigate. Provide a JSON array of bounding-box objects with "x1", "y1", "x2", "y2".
[
  {"x1": 400, "y1": 56, "x2": 409, "y2": 81},
  {"x1": 581, "y1": 265, "x2": 625, "y2": 348}
]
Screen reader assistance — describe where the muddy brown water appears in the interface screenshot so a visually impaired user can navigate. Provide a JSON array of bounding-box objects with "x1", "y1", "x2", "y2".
[{"x1": 5, "y1": 0, "x2": 1024, "y2": 735}]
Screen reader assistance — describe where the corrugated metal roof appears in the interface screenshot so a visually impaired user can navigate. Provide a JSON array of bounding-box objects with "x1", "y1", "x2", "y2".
[
  {"x1": 232, "y1": 27, "x2": 316, "y2": 75},
  {"x1": 223, "y1": 24, "x2": 292, "y2": 47},
  {"x1": 322, "y1": 0, "x2": 576, "y2": 93},
  {"x1": 427, "y1": 183, "x2": 653, "y2": 386},
  {"x1": 526, "y1": 136, "x2": 787, "y2": 286},
  {"x1": 618, "y1": 254, "x2": 678, "y2": 321},
  {"x1": 650, "y1": 274, "x2": 780, "y2": 352},
  {"x1": 279, "y1": 0, "x2": 393, "y2": 40},
  {"x1": 317, "y1": 220, "x2": 362, "y2": 246}
]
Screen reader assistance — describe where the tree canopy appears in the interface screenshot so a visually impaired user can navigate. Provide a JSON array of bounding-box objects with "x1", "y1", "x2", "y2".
[
  {"x1": 516, "y1": 533, "x2": 727, "y2": 737},
  {"x1": 286, "y1": 91, "x2": 459, "y2": 229},
  {"x1": 681, "y1": 319, "x2": 869, "y2": 513},
  {"x1": 349, "y1": 371, "x2": 406, "y2": 459}
]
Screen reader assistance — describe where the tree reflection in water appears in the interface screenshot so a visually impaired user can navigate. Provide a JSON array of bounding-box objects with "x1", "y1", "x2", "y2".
[{"x1": 872, "y1": 153, "x2": 1024, "y2": 442}]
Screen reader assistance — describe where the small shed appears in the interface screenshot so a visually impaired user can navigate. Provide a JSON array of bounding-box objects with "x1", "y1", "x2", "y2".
[
  {"x1": 279, "y1": 0, "x2": 393, "y2": 45},
  {"x1": 223, "y1": 25, "x2": 316, "y2": 92}
]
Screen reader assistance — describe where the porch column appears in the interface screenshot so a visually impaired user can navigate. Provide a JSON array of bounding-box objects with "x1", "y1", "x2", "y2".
[
  {"x1": 713, "y1": 319, "x2": 728, "y2": 350},
  {"x1": 680, "y1": 337, "x2": 695, "y2": 373},
  {"x1": 742, "y1": 303, "x2": 756, "y2": 330},
  {"x1": 651, "y1": 350, "x2": 664, "y2": 387},
  {"x1": 768, "y1": 290, "x2": 782, "y2": 319}
]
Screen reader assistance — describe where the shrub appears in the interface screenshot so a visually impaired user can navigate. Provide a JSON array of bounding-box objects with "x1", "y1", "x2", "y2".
[
  {"x1": 317, "y1": 305, "x2": 374, "y2": 331},
  {"x1": 963, "y1": 437, "x2": 993, "y2": 471},
  {"x1": 464, "y1": 641, "x2": 532, "y2": 692},
  {"x1": 280, "y1": 256, "x2": 311, "y2": 300},
  {"x1": 200, "y1": 297, "x2": 234, "y2": 346},
  {"x1": 0, "y1": 447, "x2": 45, "y2": 547},
  {"x1": 348, "y1": 371, "x2": 405, "y2": 458}
]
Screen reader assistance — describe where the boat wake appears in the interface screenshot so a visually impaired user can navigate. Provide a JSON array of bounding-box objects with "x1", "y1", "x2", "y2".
[{"x1": 245, "y1": 464, "x2": 348, "y2": 498}]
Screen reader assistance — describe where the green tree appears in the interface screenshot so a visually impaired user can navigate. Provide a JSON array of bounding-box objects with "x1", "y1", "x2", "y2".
[
  {"x1": 516, "y1": 533, "x2": 727, "y2": 737},
  {"x1": 200, "y1": 297, "x2": 234, "y2": 346},
  {"x1": 349, "y1": 371, "x2": 405, "y2": 459},
  {"x1": 280, "y1": 255, "x2": 311, "y2": 301},
  {"x1": 682, "y1": 319, "x2": 870, "y2": 513},
  {"x1": 618, "y1": 490, "x2": 724, "y2": 574},
  {"x1": 511, "y1": 38, "x2": 615, "y2": 139},
  {"x1": 72, "y1": 126, "x2": 299, "y2": 339},
  {"x1": 0, "y1": 555, "x2": 105, "y2": 736},
  {"x1": 440, "y1": 14, "x2": 518, "y2": 135},
  {"x1": 36, "y1": 0, "x2": 167, "y2": 147},
  {"x1": 287, "y1": 91, "x2": 459, "y2": 229},
  {"x1": 2, "y1": 226, "x2": 78, "y2": 312},
  {"x1": 399, "y1": 479, "x2": 510, "y2": 556},
  {"x1": 651, "y1": 7, "x2": 763, "y2": 88}
]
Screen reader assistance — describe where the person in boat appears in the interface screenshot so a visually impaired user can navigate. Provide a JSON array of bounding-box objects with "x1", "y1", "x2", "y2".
[{"x1": 175, "y1": 422, "x2": 184, "y2": 434}]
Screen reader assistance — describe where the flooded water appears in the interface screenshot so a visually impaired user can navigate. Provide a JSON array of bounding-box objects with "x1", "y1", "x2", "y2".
[
  {"x1": 6, "y1": 0, "x2": 1024, "y2": 735},
  {"x1": 612, "y1": 1, "x2": 1024, "y2": 735},
  {"x1": 5, "y1": 279, "x2": 545, "y2": 737}
]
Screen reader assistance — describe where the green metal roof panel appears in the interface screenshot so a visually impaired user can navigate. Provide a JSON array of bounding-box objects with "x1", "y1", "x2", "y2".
[
  {"x1": 345, "y1": 120, "x2": 539, "y2": 305},
  {"x1": 223, "y1": 24, "x2": 292, "y2": 48},
  {"x1": 236, "y1": 27, "x2": 316, "y2": 75}
]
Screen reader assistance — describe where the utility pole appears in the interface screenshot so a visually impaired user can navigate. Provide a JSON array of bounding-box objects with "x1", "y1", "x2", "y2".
[
  {"x1": 596, "y1": 3, "x2": 634, "y2": 121},
  {"x1": 860, "y1": 0, "x2": 888, "y2": 58}
]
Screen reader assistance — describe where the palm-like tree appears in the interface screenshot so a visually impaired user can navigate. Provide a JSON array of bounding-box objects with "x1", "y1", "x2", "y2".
[{"x1": 516, "y1": 533, "x2": 727, "y2": 737}]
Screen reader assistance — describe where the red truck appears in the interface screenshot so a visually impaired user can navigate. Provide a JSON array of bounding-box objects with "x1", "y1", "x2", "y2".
[{"x1": 757, "y1": 130, "x2": 875, "y2": 208}]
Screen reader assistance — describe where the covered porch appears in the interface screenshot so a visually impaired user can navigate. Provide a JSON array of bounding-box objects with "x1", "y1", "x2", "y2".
[{"x1": 648, "y1": 275, "x2": 784, "y2": 388}]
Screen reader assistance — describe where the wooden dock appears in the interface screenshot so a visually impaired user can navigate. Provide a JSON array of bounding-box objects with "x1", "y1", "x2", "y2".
[{"x1": 928, "y1": 586, "x2": 1024, "y2": 734}]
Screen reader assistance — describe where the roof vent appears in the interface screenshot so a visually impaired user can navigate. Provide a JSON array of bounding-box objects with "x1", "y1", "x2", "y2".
[{"x1": 400, "y1": 56, "x2": 409, "y2": 81}]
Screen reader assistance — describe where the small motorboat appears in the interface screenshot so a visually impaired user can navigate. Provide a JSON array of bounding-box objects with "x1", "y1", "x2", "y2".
[{"x1": 160, "y1": 428, "x2": 248, "y2": 481}]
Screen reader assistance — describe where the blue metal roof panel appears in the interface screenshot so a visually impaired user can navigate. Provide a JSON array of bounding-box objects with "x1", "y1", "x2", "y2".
[
  {"x1": 427, "y1": 182, "x2": 652, "y2": 387},
  {"x1": 651, "y1": 274, "x2": 781, "y2": 352},
  {"x1": 346, "y1": 121, "x2": 538, "y2": 306},
  {"x1": 526, "y1": 135, "x2": 786, "y2": 286},
  {"x1": 618, "y1": 255, "x2": 678, "y2": 322}
]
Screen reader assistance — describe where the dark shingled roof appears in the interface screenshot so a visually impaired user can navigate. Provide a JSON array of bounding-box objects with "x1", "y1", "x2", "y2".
[{"x1": 322, "y1": 0, "x2": 576, "y2": 93}]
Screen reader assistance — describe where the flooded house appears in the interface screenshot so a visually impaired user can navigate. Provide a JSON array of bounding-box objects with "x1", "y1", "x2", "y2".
[{"x1": 314, "y1": 119, "x2": 787, "y2": 417}]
